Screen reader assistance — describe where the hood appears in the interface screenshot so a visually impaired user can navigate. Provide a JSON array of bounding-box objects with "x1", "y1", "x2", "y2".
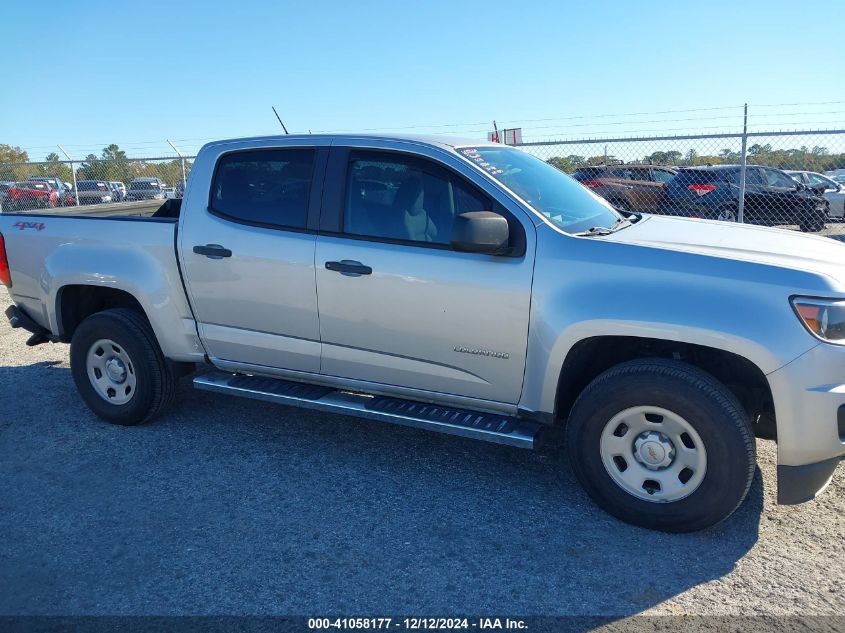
[{"x1": 603, "y1": 214, "x2": 845, "y2": 285}]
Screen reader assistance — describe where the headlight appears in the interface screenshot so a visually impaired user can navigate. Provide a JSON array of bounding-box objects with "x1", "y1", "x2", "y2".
[{"x1": 791, "y1": 297, "x2": 845, "y2": 344}]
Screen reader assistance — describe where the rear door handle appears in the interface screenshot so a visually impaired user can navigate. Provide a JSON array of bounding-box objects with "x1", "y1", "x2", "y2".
[
  {"x1": 325, "y1": 260, "x2": 372, "y2": 276},
  {"x1": 193, "y1": 244, "x2": 232, "y2": 259}
]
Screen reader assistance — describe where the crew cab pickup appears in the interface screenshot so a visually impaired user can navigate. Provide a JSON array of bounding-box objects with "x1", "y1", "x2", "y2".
[{"x1": 2, "y1": 134, "x2": 844, "y2": 532}]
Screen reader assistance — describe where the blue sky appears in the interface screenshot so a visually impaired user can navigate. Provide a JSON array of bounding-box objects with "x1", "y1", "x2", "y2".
[{"x1": 1, "y1": 0, "x2": 843, "y2": 159}]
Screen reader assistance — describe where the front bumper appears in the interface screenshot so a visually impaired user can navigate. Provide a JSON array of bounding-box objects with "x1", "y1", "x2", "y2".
[
  {"x1": 767, "y1": 343, "x2": 845, "y2": 503},
  {"x1": 778, "y1": 457, "x2": 842, "y2": 504}
]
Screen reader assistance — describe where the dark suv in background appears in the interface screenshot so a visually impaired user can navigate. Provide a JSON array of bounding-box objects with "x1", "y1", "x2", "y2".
[
  {"x1": 571, "y1": 163, "x2": 676, "y2": 213},
  {"x1": 661, "y1": 165, "x2": 828, "y2": 232}
]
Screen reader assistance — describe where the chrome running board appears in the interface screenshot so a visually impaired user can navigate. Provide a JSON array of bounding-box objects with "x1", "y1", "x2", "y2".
[{"x1": 193, "y1": 370, "x2": 543, "y2": 449}]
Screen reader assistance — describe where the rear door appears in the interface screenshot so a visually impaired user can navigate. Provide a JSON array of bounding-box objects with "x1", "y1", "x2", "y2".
[
  {"x1": 649, "y1": 168, "x2": 675, "y2": 213},
  {"x1": 179, "y1": 142, "x2": 329, "y2": 372},
  {"x1": 625, "y1": 167, "x2": 665, "y2": 212},
  {"x1": 313, "y1": 144, "x2": 535, "y2": 405}
]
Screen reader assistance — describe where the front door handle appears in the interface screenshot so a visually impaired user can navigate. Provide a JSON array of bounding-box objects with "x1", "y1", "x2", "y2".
[
  {"x1": 193, "y1": 244, "x2": 232, "y2": 259},
  {"x1": 325, "y1": 260, "x2": 372, "y2": 276}
]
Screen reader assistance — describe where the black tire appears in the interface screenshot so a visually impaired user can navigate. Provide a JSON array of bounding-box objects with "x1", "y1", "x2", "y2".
[
  {"x1": 713, "y1": 204, "x2": 737, "y2": 223},
  {"x1": 565, "y1": 358, "x2": 755, "y2": 533},
  {"x1": 799, "y1": 209, "x2": 827, "y2": 233},
  {"x1": 70, "y1": 308, "x2": 178, "y2": 426}
]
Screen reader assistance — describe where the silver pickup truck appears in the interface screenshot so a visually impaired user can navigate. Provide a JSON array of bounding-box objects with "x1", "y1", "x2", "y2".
[{"x1": 2, "y1": 134, "x2": 844, "y2": 532}]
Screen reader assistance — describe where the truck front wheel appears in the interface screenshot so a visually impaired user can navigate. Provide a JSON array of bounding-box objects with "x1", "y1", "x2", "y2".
[
  {"x1": 70, "y1": 308, "x2": 178, "y2": 425},
  {"x1": 566, "y1": 359, "x2": 756, "y2": 532}
]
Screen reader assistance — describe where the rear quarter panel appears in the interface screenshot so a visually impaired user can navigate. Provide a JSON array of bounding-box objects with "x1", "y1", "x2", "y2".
[{"x1": 0, "y1": 214, "x2": 204, "y2": 361}]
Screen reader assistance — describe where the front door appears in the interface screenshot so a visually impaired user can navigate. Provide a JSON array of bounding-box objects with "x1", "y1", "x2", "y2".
[
  {"x1": 314, "y1": 147, "x2": 535, "y2": 405},
  {"x1": 179, "y1": 144, "x2": 327, "y2": 372}
]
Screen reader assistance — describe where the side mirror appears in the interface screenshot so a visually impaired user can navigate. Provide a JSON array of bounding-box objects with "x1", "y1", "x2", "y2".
[{"x1": 450, "y1": 211, "x2": 510, "y2": 255}]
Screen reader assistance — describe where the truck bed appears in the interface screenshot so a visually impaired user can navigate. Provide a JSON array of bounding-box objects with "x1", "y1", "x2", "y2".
[{"x1": 0, "y1": 211, "x2": 199, "y2": 362}]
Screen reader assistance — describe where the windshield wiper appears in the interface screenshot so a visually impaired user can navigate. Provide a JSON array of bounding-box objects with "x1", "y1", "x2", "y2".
[
  {"x1": 574, "y1": 226, "x2": 614, "y2": 236},
  {"x1": 574, "y1": 216, "x2": 632, "y2": 237}
]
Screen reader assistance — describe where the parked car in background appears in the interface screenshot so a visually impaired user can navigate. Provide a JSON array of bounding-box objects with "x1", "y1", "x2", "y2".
[
  {"x1": 126, "y1": 177, "x2": 165, "y2": 201},
  {"x1": 74, "y1": 180, "x2": 113, "y2": 205},
  {"x1": 661, "y1": 165, "x2": 829, "y2": 232},
  {"x1": 175, "y1": 179, "x2": 186, "y2": 198},
  {"x1": 571, "y1": 163, "x2": 677, "y2": 213},
  {"x1": 109, "y1": 181, "x2": 127, "y2": 202},
  {"x1": 27, "y1": 177, "x2": 74, "y2": 207},
  {"x1": 163, "y1": 186, "x2": 177, "y2": 199},
  {"x1": 787, "y1": 170, "x2": 845, "y2": 219},
  {"x1": 832, "y1": 174, "x2": 845, "y2": 185},
  {"x1": 4, "y1": 181, "x2": 59, "y2": 210},
  {"x1": 0, "y1": 181, "x2": 15, "y2": 211}
]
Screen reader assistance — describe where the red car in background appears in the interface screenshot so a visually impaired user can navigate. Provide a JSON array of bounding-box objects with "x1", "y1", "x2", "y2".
[{"x1": 4, "y1": 181, "x2": 60, "y2": 211}]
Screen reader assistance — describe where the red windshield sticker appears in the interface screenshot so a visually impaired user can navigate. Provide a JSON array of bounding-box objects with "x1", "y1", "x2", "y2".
[
  {"x1": 13, "y1": 221, "x2": 46, "y2": 231},
  {"x1": 461, "y1": 148, "x2": 504, "y2": 176}
]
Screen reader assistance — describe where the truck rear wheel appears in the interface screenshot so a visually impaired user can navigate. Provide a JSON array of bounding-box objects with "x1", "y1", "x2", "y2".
[
  {"x1": 566, "y1": 358, "x2": 755, "y2": 532},
  {"x1": 70, "y1": 308, "x2": 177, "y2": 425}
]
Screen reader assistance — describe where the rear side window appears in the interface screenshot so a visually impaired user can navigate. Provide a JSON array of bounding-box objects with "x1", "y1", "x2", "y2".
[
  {"x1": 607, "y1": 168, "x2": 632, "y2": 179},
  {"x1": 211, "y1": 149, "x2": 315, "y2": 229},
  {"x1": 571, "y1": 168, "x2": 603, "y2": 181},
  {"x1": 626, "y1": 168, "x2": 652, "y2": 181},
  {"x1": 675, "y1": 170, "x2": 725, "y2": 184},
  {"x1": 651, "y1": 169, "x2": 675, "y2": 184}
]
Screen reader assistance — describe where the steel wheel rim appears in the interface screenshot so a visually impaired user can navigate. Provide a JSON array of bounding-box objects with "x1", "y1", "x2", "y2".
[
  {"x1": 600, "y1": 405, "x2": 707, "y2": 503},
  {"x1": 86, "y1": 338, "x2": 137, "y2": 405},
  {"x1": 717, "y1": 208, "x2": 736, "y2": 222}
]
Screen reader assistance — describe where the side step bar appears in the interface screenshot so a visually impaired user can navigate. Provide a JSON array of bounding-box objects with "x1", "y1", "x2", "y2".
[{"x1": 193, "y1": 371, "x2": 543, "y2": 449}]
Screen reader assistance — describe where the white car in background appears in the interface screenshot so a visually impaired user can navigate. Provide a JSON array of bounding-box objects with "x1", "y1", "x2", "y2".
[{"x1": 788, "y1": 170, "x2": 845, "y2": 218}]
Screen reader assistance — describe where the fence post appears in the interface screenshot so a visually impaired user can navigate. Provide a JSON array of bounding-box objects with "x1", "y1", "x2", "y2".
[
  {"x1": 57, "y1": 145, "x2": 79, "y2": 207},
  {"x1": 167, "y1": 139, "x2": 186, "y2": 190},
  {"x1": 737, "y1": 103, "x2": 748, "y2": 223}
]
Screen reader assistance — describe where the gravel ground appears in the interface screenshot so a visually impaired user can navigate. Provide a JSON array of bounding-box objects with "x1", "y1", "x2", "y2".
[{"x1": 0, "y1": 290, "x2": 843, "y2": 618}]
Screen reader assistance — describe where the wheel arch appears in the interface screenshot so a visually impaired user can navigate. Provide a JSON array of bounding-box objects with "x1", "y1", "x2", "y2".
[
  {"x1": 56, "y1": 284, "x2": 146, "y2": 342},
  {"x1": 552, "y1": 335, "x2": 776, "y2": 439}
]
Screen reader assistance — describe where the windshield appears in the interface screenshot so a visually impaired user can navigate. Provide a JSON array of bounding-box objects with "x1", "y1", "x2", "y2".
[{"x1": 458, "y1": 146, "x2": 621, "y2": 234}]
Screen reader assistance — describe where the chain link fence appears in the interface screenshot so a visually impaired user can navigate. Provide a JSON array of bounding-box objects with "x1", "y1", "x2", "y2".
[
  {"x1": 517, "y1": 129, "x2": 845, "y2": 239},
  {"x1": 2, "y1": 127, "x2": 844, "y2": 240},
  {"x1": 0, "y1": 156, "x2": 193, "y2": 213}
]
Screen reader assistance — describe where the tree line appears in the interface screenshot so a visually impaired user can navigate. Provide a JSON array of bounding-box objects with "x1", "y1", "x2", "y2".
[
  {"x1": 4, "y1": 140, "x2": 844, "y2": 184},
  {"x1": 546, "y1": 144, "x2": 845, "y2": 174},
  {"x1": 0, "y1": 143, "x2": 191, "y2": 186}
]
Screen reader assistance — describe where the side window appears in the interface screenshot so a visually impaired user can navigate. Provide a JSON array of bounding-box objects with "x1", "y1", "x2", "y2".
[
  {"x1": 764, "y1": 168, "x2": 797, "y2": 188},
  {"x1": 744, "y1": 168, "x2": 764, "y2": 185},
  {"x1": 608, "y1": 168, "x2": 633, "y2": 180},
  {"x1": 651, "y1": 169, "x2": 675, "y2": 184},
  {"x1": 343, "y1": 151, "x2": 490, "y2": 246},
  {"x1": 806, "y1": 173, "x2": 835, "y2": 189},
  {"x1": 211, "y1": 148, "x2": 315, "y2": 229},
  {"x1": 626, "y1": 168, "x2": 652, "y2": 182}
]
